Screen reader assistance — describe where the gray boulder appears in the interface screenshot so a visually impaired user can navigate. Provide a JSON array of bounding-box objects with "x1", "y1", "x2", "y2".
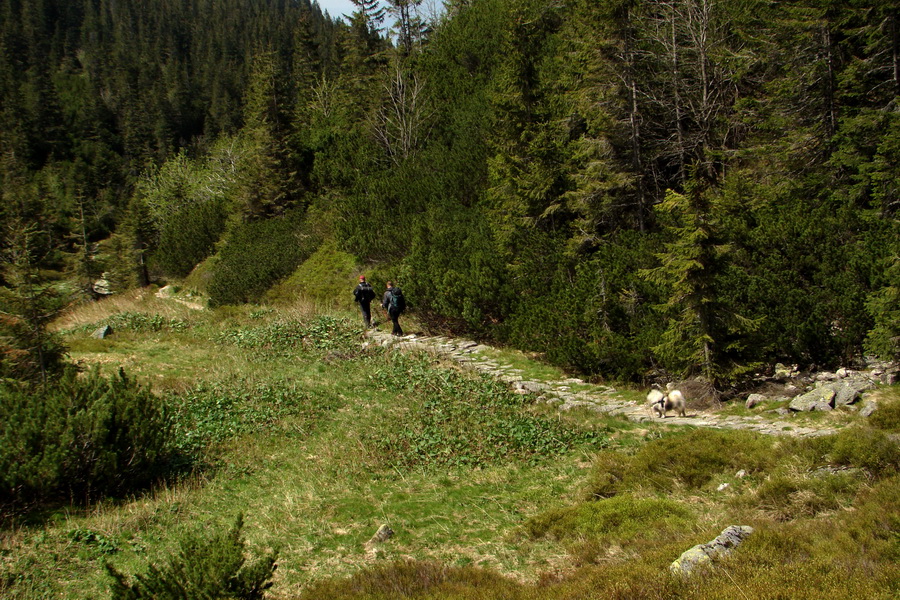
[
  {"x1": 745, "y1": 394, "x2": 766, "y2": 409},
  {"x1": 832, "y1": 380, "x2": 875, "y2": 407},
  {"x1": 860, "y1": 401, "x2": 878, "y2": 418},
  {"x1": 670, "y1": 526, "x2": 755, "y2": 576},
  {"x1": 789, "y1": 387, "x2": 835, "y2": 412},
  {"x1": 91, "y1": 325, "x2": 113, "y2": 339},
  {"x1": 92, "y1": 273, "x2": 113, "y2": 296},
  {"x1": 773, "y1": 363, "x2": 796, "y2": 381},
  {"x1": 364, "y1": 524, "x2": 395, "y2": 555}
]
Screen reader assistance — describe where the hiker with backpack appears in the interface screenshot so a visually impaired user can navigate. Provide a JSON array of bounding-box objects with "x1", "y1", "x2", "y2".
[
  {"x1": 353, "y1": 275, "x2": 377, "y2": 329},
  {"x1": 381, "y1": 281, "x2": 406, "y2": 336}
]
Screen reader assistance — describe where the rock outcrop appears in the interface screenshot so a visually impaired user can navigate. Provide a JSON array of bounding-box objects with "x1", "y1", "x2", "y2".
[{"x1": 669, "y1": 525, "x2": 755, "y2": 576}]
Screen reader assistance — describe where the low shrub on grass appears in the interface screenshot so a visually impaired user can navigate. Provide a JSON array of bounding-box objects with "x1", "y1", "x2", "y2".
[
  {"x1": 525, "y1": 496, "x2": 693, "y2": 546},
  {"x1": 583, "y1": 429, "x2": 776, "y2": 498},
  {"x1": 582, "y1": 451, "x2": 632, "y2": 499},
  {"x1": 828, "y1": 427, "x2": 900, "y2": 475},
  {"x1": 693, "y1": 478, "x2": 900, "y2": 599},
  {"x1": 298, "y1": 560, "x2": 525, "y2": 600},
  {"x1": 0, "y1": 367, "x2": 173, "y2": 506},
  {"x1": 750, "y1": 471, "x2": 862, "y2": 520},
  {"x1": 107, "y1": 514, "x2": 277, "y2": 600},
  {"x1": 869, "y1": 396, "x2": 900, "y2": 432},
  {"x1": 630, "y1": 429, "x2": 775, "y2": 491},
  {"x1": 849, "y1": 475, "x2": 900, "y2": 562}
]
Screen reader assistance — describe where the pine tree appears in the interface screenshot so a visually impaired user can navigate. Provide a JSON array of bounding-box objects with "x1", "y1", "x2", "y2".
[
  {"x1": 640, "y1": 183, "x2": 759, "y2": 385},
  {"x1": 0, "y1": 219, "x2": 67, "y2": 383},
  {"x1": 107, "y1": 514, "x2": 277, "y2": 600},
  {"x1": 865, "y1": 244, "x2": 900, "y2": 361},
  {"x1": 350, "y1": 0, "x2": 386, "y2": 35},
  {"x1": 486, "y1": 0, "x2": 569, "y2": 256},
  {"x1": 386, "y1": 0, "x2": 428, "y2": 56},
  {"x1": 236, "y1": 51, "x2": 290, "y2": 219}
]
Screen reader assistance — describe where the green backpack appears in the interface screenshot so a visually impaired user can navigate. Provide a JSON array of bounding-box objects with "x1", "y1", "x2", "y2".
[{"x1": 389, "y1": 288, "x2": 406, "y2": 312}]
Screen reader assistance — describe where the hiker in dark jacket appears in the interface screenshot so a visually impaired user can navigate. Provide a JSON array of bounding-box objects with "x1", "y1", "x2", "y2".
[
  {"x1": 353, "y1": 275, "x2": 377, "y2": 329},
  {"x1": 381, "y1": 280, "x2": 406, "y2": 336}
]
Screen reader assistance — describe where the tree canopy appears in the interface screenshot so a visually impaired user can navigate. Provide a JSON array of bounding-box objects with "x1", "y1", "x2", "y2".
[{"x1": 1, "y1": 0, "x2": 898, "y2": 386}]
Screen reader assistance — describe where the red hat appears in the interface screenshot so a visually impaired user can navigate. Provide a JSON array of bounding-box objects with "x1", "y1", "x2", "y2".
[{"x1": 359, "y1": 275, "x2": 366, "y2": 281}]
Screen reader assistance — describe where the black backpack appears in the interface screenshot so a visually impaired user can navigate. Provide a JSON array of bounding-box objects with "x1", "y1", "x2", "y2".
[
  {"x1": 356, "y1": 282, "x2": 375, "y2": 303},
  {"x1": 389, "y1": 287, "x2": 406, "y2": 313}
]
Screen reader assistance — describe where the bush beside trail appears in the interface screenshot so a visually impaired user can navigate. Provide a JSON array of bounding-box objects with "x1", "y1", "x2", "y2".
[
  {"x1": 0, "y1": 368, "x2": 174, "y2": 509},
  {"x1": 207, "y1": 210, "x2": 320, "y2": 307}
]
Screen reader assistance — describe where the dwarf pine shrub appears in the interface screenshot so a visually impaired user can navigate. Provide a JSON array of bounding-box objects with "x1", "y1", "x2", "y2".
[
  {"x1": 154, "y1": 199, "x2": 227, "y2": 277},
  {"x1": 208, "y1": 210, "x2": 320, "y2": 306},
  {"x1": 869, "y1": 396, "x2": 900, "y2": 432},
  {"x1": 107, "y1": 514, "x2": 277, "y2": 600},
  {"x1": 0, "y1": 367, "x2": 173, "y2": 505},
  {"x1": 298, "y1": 560, "x2": 524, "y2": 600},
  {"x1": 829, "y1": 427, "x2": 900, "y2": 475},
  {"x1": 525, "y1": 496, "x2": 693, "y2": 543}
]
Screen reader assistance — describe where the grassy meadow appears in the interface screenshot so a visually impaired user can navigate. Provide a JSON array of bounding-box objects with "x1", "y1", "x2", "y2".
[{"x1": 1, "y1": 289, "x2": 899, "y2": 599}]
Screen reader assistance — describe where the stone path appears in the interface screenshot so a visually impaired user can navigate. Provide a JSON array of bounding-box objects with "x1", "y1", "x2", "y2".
[
  {"x1": 367, "y1": 330, "x2": 839, "y2": 438},
  {"x1": 155, "y1": 285, "x2": 205, "y2": 310}
]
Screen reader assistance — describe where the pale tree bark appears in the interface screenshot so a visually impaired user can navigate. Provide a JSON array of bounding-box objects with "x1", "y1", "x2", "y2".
[
  {"x1": 639, "y1": 0, "x2": 748, "y2": 187},
  {"x1": 372, "y1": 66, "x2": 432, "y2": 165}
]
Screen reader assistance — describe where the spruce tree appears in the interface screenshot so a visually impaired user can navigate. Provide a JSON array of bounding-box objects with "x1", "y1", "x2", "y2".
[
  {"x1": 0, "y1": 219, "x2": 67, "y2": 383},
  {"x1": 640, "y1": 184, "x2": 759, "y2": 385}
]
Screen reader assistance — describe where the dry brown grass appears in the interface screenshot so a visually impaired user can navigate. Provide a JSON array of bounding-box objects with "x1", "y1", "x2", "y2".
[{"x1": 50, "y1": 288, "x2": 195, "y2": 332}]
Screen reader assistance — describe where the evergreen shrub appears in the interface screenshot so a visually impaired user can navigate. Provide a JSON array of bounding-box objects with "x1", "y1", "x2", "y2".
[
  {"x1": 298, "y1": 559, "x2": 524, "y2": 600},
  {"x1": 524, "y1": 496, "x2": 693, "y2": 543},
  {"x1": 402, "y1": 203, "x2": 510, "y2": 333},
  {"x1": 107, "y1": 514, "x2": 277, "y2": 600},
  {"x1": 0, "y1": 257, "x2": 69, "y2": 383},
  {"x1": 154, "y1": 199, "x2": 227, "y2": 277},
  {"x1": 869, "y1": 397, "x2": 900, "y2": 432},
  {"x1": 583, "y1": 429, "x2": 775, "y2": 498},
  {"x1": 829, "y1": 427, "x2": 900, "y2": 475},
  {"x1": 502, "y1": 232, "x2": 660, "y2": 381},
  {"x1": 629, "y1": 429, "x2": 775, "y2": 491},
  {"x1": 0, "y1": 367, "x2": 173, "y2": 505},
  {"x1": 208, "y1": 210, "x2": 320, "y2": 306},
  {"x1": 265, "y1": 240, "x2": 358, "y2": 308},
  {"x1": 750, "y1": 471, "x2": 860, "y2": 520}
]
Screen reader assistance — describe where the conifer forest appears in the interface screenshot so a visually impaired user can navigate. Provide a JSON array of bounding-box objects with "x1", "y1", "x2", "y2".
[{"x1": 2, "y1": 0, "x2": 899, "y2": 385}]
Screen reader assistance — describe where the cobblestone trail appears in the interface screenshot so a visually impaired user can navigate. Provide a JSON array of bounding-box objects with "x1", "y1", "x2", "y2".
[{"x1": 367, "y1": 330, "x2": 838, "y2": 438}]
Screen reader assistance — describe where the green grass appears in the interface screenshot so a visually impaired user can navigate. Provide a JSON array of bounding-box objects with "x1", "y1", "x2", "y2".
[
  {"x1": 477, "y1": 346, "x2": 572, "y2": 384},
  {"x1": 2, "y1": 295, "x2": 899, "y2": 599}
]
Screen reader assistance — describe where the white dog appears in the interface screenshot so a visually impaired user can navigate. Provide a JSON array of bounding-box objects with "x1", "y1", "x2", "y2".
[{"x1": 647, "y1": 384, "x2": 686, "y2": 418}]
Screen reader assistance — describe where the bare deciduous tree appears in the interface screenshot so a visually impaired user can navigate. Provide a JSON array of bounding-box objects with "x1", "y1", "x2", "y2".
[{"x1": 371, "y1": 66, "x2": 433, "y2": 165}]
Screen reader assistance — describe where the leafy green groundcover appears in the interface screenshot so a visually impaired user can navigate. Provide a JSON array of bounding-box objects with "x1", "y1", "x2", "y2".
[{"x1": 367, "y1": 353, "x2": 607, "y2": 469}]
